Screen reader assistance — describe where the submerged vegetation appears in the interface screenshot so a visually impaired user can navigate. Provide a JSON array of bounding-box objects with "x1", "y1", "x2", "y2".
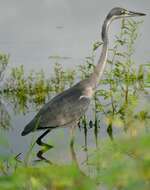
[{"x1": 0, "y1": 19, "x2": 150, "y2": 189}]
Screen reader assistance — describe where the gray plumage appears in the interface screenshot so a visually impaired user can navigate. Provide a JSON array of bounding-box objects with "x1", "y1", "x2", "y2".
[
  {"x1": 22, "y1": 80, "x2": 91, "y2": 135},
  {"x1": 21, "y1": 7, "x2": 145, "y2": 136}
]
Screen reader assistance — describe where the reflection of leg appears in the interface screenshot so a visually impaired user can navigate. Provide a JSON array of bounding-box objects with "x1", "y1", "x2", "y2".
[{"x1": 36, "y1": 150, "x2": 53, "y2": 164}]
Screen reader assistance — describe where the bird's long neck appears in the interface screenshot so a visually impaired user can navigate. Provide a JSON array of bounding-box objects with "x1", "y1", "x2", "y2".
[{"x1": 89, "y1": 17, "x2": 112, "y2": 88}]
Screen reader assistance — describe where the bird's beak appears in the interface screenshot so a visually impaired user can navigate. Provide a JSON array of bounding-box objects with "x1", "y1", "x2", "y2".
[{"x1": 127, "y1": 10, "x2": 146, "y2": 17}]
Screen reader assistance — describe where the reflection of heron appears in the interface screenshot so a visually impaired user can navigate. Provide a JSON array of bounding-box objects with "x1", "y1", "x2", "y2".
[{"x1": 21, "y1": 8, "x2": 145, "y2": 145}]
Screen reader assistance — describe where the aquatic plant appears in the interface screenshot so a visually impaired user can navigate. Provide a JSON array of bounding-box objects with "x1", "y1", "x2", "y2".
[
  {"x1": 0, "y1": 53, "x2": 10, "y2": 129},
  {"x1": 0, "y1": 53, "x2": 9, "y2": 86},
  {"x1": 90, "y1": 133, "x2": 150, "y2": 190},
  {"x1": 89, "y1": 19, "x2": 150, "y2": 136}
]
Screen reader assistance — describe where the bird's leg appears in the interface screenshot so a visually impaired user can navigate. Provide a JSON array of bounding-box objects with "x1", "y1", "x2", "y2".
[
  {"x1": 70, "y1": 138, "x2": 79, "y2": 167},
  {"x1": 94, "y1": 119, "x2": 99, "y2": 148},
  {"x1": 83, "y1": 120, "x2": 88, "y2": 151},
  {"x1": 70, "y1": 126, "x2": 76, "y2": 147},
  {"x1": 36, "y1": 129, "x2": 53, "y2": 148},
  {"x1": 107, "y1": 123, "x2": 113, "y2": 140},
  {"x1": 70, "y1": 140, "x2": 87, "y2": 177}
]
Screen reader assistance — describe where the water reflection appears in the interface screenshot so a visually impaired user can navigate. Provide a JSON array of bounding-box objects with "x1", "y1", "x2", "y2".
[
  {"x1": 34, "y1": 135, "x2": 89, "y2": 179},
  {"x1": 0, "y1": 98, "x2": 10, "y2": 129},
  {"x1": 34, "y1": 120, "x2": 102, "y2": 167},
  {"x1": 35, "y1": 136, "x2": 79, "y2": 166}
]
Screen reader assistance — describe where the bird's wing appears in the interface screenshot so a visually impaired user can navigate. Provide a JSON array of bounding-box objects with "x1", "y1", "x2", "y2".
[
  {"x1": 37, "y1": 84, "x2": 90, "y2": 128},
  {"x1": 22, "y1": 82, "x2": 91, "y2": 135}
]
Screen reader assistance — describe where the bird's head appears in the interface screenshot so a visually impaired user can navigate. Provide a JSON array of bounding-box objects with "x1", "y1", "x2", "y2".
[
  {"x1": 107, "y1": 7, "x2": 146, "y2": 20},
  {"x1": 101, "y1": 7, "x2": 146, "y2": 42}
]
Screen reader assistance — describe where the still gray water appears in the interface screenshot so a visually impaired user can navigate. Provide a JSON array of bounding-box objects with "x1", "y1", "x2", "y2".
[{"x1": 0, "y1": 0, "x2": 149, "y2": 72}]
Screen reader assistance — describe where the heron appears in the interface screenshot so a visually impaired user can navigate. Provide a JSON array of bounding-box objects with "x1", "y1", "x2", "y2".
[{"x1": 21, "y1": 7, "x2": 146, "y2": 146}]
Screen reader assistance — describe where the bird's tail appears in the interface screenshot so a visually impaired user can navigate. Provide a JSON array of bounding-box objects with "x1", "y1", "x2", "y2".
[{"x1": 21, "y1": 117, "x2": 40, "y2": 136}]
